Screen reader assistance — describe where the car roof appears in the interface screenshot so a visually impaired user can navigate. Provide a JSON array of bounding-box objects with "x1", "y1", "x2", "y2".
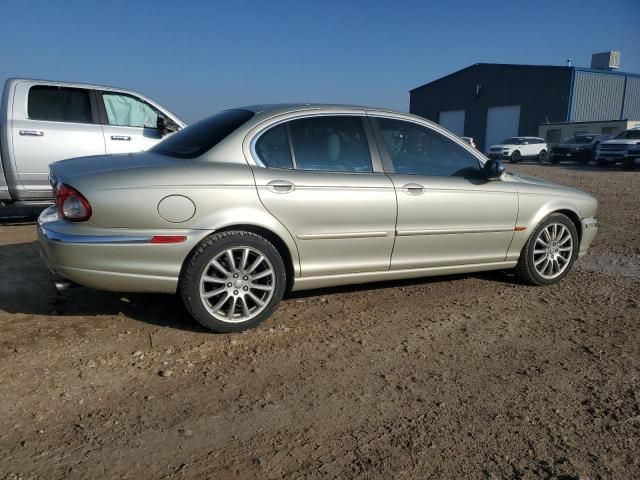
[{"x1": 238, "y1": 103, "x2": 409, "y2": 117}]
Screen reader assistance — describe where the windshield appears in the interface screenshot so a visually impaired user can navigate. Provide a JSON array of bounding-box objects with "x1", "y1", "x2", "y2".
[
  {"x1": 565, "y1": 135, "x2": 594, "y2": 144},
  {"x1": 152, "y1": 109, "x2": 254, "y2": 159},
  {"x1": 501, "y1": 138, "x2": 525, "y2": 145},
  {"x1": 615, "y1": 129, "x2": 640, "y2": 140}
]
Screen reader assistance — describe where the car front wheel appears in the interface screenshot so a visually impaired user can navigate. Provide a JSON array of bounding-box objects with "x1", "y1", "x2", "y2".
[
  {"x1": 510, "y1": 151, "x2": 521, "y2": 163},
  {"x1": 180, "y1": 231, "x2": 286, "y2": 332},
  {"x1": 515, "y1": 213, "x2": 578, "y2": 286}
]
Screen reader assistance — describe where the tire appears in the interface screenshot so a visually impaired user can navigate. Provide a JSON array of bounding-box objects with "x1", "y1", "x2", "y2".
[
  {"x1": 622, "y1": 158, "x2": 637, "y2": 171},
  {"x1": 514, "y1": 213, "x2": 578, "y2": 286},
  {"x1": 538, "y1": 150, "x2": 548, "y2": 163},
  {"x1": 578, "y1": 151, "x2": 592, "y2": 164},
  {"x1": 510, "y1": 151, "x2": 521, "y2": 163},
  {"x1": 179, "y1": 231, "x2": 287, "y2": 332}
]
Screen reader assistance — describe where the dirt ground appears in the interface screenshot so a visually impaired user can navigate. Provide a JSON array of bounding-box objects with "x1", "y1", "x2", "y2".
[{"x1": 0, "y1": 163, "x2": 638, "y2": 480}]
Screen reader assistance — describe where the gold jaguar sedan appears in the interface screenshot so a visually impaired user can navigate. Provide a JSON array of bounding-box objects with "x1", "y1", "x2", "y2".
[{"x1": 38, "y1": 104, "x2": 598, "y2": 332}]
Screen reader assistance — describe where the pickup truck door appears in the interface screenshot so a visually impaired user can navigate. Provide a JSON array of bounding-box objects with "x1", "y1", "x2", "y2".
[
  {"x1": 97, "y1": 91, "x2": 170, "y2": 154},
  {"x1": 10, "y1": 82, "x2": 106, "y2": 194}
]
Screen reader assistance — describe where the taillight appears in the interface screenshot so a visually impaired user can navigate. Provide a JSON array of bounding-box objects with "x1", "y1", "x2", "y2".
[{"x1": 55, "y1": 184, "x2": 92, "y2": 222}]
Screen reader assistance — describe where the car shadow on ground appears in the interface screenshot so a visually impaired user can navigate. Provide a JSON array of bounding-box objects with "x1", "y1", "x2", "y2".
[{"x1": 0, "y1": 239, "x2": 525, "y2": 333}]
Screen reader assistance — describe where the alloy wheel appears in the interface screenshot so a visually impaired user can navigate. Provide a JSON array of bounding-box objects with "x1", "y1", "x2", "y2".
[
  {"x1": 199, "y1": 246, "x2": 276, "y2": 323},
  {"x1": 532, "y1": 223, "x2": 574, "y2": 279}
]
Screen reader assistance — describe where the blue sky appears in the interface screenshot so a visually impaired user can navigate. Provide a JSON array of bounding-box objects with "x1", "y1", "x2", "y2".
[{"x1": 1, "y1": 0, "x2": 638, "y2": 123}]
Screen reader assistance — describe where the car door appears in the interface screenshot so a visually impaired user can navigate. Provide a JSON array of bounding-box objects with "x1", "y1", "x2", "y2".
[
  {"x1": 526, "y1": 139, "x2": 540, "y2": 157},
  {"x1": 97, "y1": 91, "x2": 167, "y2": 154},
  {"x1": 370, "y1": 115, "x2": 518, "y2": 270},
  {"x1": 251, "y1": 113, "x2": 397, "y2": 277},
  {"x1": 11, "y1": 82, "x2": 105, "y2": 193}
]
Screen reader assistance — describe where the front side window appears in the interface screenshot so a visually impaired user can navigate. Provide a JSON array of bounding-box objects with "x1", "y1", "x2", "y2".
[
  {"x1": 102, "y1": 93, "x2": 160, "y2": 128},
  {"x1": 152, "y1": 109, "x2": 254, "y2": 159},
  {"x1": 28, "y1": 85, "x2": 93, "y2": 123},
  {"x1": 256, "y1": 124, "x2": 293, "y2": 169},
  {"x1": 375, "y1": 118, "x2": 481, "y2": 177},
  {"x1": 288, "y1": 116, "x2": 372, "y2": 173}
]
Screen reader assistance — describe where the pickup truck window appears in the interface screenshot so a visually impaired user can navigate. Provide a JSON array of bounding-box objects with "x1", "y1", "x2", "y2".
[
  {"x1": 101, "y1": 93, "x2": 160, "y2": 128},
  {"x1": 28, "y1": 86, "x2": 93, "y2": 124}
]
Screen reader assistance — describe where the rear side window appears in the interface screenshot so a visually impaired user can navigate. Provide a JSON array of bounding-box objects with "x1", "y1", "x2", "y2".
[
  {"x1": 28, "y1": 85, "x2": 93, "y2": 123},
  {"x1": 152, "y1": 109, "x2": 254, "y2": 159},
  {"x1": 256, "y1": 124, "x2": 293, "y2": 169},
  {"x1": 288, "y1": 116, "x2": 372, "y2": 172}
]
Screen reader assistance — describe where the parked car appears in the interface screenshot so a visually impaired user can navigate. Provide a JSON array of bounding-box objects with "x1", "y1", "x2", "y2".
[
  {"x1": 460, "y1": 136, "x2": 476, "y2": 148},
  {"x1": 38, "y1": 104, "x2": 598, "y2": 332},
  {"x1": 550, "y1": 134, "x2": 610, "y2": 164},
  {"x1": 623, "y1": 145, "x2": 640, "y2": 171},
  {"x1": 487, "y1": 137, "x2": 548, "y2": 163},
  {"x1": 0, "y1": 78, "x2": 185, "y2": 206},
  {"x1": 595, "y1": 127, "x2": 640, "y2": 167}
]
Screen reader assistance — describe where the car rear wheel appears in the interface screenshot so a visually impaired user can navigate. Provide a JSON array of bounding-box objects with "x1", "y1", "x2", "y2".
[
  {"x1": 538, "y1": 150, "x2": 548, "y2": 163},
  {"x1": 515, "y1": 213, "x2": 578, "y2": 286},
  {"x1": 510, "y1": 151, "x2": 521, "y2": 163},
  {"x1": 180, "y1": 231, "x2": 286, "y2": 332}
]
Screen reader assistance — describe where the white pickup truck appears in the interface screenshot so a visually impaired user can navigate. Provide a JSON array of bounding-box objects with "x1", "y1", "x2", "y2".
[{"x1": 0, "y1": 78, "x2": 185, "y2": 205}]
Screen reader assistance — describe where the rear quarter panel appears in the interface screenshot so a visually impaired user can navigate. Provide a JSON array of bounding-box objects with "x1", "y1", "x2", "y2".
[{"x1": 67, "y1": 160, "x2": 301, "y2": 276}]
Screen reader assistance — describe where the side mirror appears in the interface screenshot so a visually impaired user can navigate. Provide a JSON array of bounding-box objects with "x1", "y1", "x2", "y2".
[
  {"x1": 157, "y1": 115, "x2": 179, "y2": 136},
  {"x1": 483, "y1": 159, "x2": 505, "y2": 180}
]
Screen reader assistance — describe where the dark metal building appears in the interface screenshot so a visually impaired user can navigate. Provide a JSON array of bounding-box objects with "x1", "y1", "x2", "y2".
[{"x1": 410, "y1": 62, "x2": 640, "y2": 152}]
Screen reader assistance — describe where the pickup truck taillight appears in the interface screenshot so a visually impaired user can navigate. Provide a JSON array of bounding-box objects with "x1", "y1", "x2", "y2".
[{"x1": 55, "y1": 184, "x2": 92, "y2": 222}]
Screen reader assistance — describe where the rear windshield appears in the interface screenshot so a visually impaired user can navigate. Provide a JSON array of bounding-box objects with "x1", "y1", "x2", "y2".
[{"x1": 151, "y1": 109, "x2": 254, "y2": 159}]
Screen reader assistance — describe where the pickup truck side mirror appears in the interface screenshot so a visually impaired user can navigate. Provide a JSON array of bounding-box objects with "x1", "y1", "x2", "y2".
[
  {"x1": 157, "y1": 115, "x2": 179, "y2": 136},
  {"x1": 483, "y1": 159, "x2": 505, "y2": 180}
]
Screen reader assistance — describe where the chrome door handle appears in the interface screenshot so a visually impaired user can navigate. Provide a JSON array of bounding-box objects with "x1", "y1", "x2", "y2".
[
  {"x1": 19, "y1": 130, "x2": 44, "y2": 136},
  {"x1": 111, "y1": 135, "x2": 131, "y2": 141},
  {"x1": 266, "y1": 180, "x2": 295, "y2": 193},
  {"x1": 401, "y1": 183, "x2": 425, "y2": 195}
]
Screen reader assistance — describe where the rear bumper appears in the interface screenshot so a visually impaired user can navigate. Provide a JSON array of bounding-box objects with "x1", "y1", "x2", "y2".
[
  {"x1": 37, "y1": 206, "x2": 207, "y2": 293},
  {"x1": 578, "y1": 217, "x2": 598, "y2": 257}
]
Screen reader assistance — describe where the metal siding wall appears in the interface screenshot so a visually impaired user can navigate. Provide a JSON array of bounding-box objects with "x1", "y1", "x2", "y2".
[
  {"x1": 622, "y1": 77, "x2": 640, "y2": 119},
  {"x1": 570, "y1": 72, "x2": 625, "y2": 121}
]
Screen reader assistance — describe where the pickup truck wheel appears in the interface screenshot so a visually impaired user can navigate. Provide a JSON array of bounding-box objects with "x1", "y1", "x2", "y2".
[
  {"x1": 538, "y1": 150, "x2": 548, "y2": 163},
  {"x1": 515, "y1": 213, "x2": 578, "y2": 286},
  {"x1": 510, "y1": 151, "x2": 521, "y2": 163},
  {"x1": 180, "y1": 231, "x2": 286, "y2": 333}
]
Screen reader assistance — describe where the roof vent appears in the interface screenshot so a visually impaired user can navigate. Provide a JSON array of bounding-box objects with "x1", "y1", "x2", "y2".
[{"x1": 591, "y1": 51, "x2": 620, "y2": 70}]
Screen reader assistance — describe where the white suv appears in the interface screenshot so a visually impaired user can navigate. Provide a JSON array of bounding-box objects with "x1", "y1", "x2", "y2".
[
  {"x1": 595, "y1": 128, "x2": 640, "y2": 167},
  {"x1": 487, "y1": 137, "x2": 548, "y2": 163}
]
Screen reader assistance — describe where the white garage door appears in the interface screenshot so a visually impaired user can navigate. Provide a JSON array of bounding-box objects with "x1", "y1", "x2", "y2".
[
  {"x1": 438, "y1": 109, "x2": 465, "y2": 136},
  {"x1": 485, "y1": 105, "x2": 521, "y2": 153}
]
